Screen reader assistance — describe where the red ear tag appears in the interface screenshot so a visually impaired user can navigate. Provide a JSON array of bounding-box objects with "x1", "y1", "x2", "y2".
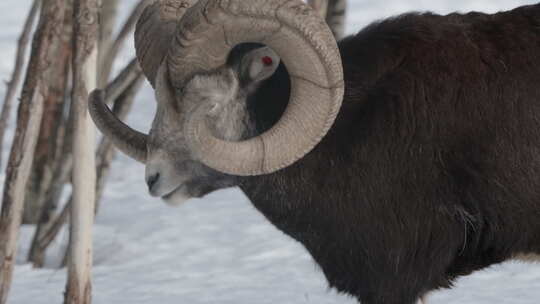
[{"x1": 262, "y1": 56, "x2": 273, "y2": 66}]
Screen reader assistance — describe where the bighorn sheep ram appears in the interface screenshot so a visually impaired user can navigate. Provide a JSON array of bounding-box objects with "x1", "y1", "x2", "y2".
[{"x1": 89, "y1": 0, "x2": 540, "y2": 303}]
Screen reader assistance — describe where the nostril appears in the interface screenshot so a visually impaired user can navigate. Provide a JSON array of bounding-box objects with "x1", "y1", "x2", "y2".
[{"x1": 146, "y1": 173, "x2": 160, "y2": 190}]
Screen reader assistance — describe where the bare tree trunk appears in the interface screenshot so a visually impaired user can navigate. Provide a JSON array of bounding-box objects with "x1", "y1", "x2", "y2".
[
  {"x1": 0, "y1": 0, "x2": 67, "y2": 302},
  {"x1": 64, "y1": 0, "x2": 99, "y2": 303},
  {"x1": 26, "y1": 0, "x2": 73, "y2": 266},
  {"x1": 0, "y1": 0, "x2": 41, "y2": 168},
  {"x1": 40, "y1": 106, "x2": 74, "y2": 220},
  {"x1": 24, "y1": 0, "x2": 74, "y2": 225},
  {"x1": 26, "y1": 129, "x2": 65, "y2": 267},
  {"x1": 27, "y1": 107, "x2": 73, "y2": 267}
]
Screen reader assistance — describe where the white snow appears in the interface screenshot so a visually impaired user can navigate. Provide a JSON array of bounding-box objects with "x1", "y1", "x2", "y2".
[{"x1": 1, "y1": 0, "x2": 540, "y2": 303}]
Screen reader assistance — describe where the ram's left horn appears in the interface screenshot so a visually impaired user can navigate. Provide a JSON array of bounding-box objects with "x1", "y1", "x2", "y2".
[{"x1": 88, "y1": 90, "x2": 148, "y2": 163}]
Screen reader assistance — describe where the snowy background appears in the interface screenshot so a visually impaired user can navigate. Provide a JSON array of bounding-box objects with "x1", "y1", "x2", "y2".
[{"x1": 1, "y1": 0, "x2": 540, "y2": 303}]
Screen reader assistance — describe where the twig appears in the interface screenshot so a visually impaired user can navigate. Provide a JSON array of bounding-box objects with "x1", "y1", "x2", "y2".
[
  {"x1": 104, "y1": 58, "x2": 142, "y2": 105},
  {"x1": 27, "y1": 201, "x2": 71, "y2": 268},
  {"x1": 98, "y1": 0, "x2": 119, "y2": 87},
  {"x1": 99, "y1": 0, "x2": 151, "y2": 84},
  {"x1": 0, "y1": 0, "x2": 41, "y2": 169}
]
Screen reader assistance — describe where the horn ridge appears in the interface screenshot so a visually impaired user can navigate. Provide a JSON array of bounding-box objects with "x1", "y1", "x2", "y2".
[{"x1": 171, "y1": 0, "x2": 344, "y2": 176}]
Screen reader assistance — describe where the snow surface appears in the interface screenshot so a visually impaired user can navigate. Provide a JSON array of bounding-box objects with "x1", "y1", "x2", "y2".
[{"x1": 1, "y1": 0, "x2": 540, "y2": 303}]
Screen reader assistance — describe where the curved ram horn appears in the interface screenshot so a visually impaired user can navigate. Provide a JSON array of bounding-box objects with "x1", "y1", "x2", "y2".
[
  {"x1": 168, "y1": 0, "x2": 344, "y2": 176},
  {"x1": 134, "y1": 0, "x2": 197, "y2": 87},
  {"x1": 88, "y1": 90, "x2": 148, "y2": 163}
]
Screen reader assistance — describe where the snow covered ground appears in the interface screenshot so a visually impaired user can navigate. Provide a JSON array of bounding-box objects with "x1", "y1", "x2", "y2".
[{"x1": 2, "y1": 0, "x2": 540, "y2": 303}]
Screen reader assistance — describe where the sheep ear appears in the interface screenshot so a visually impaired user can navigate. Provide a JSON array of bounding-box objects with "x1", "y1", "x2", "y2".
[{"x1": 239, "y1": 47, "x2": 280, "y2": 84}]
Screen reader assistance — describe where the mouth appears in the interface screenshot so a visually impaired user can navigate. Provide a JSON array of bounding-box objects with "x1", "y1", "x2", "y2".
[
  {"x1": 162, "y1": 184, "x2": 185, "y2": 200},
  {"x1": 158, "y1": 177, "x2": 228, "y2": 206},
  {"x1": 161, "y1": 184, "x2": 191, "y2": 206}
]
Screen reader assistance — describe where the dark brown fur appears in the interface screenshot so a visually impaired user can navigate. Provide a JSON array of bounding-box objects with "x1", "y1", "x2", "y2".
[{"x1": 238, "y1": 4, "x2": 540, "y2": 303}]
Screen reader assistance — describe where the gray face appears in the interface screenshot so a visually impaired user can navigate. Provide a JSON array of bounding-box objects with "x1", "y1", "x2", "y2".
[{"x1": 144, "y1": 46, "x2": 281, "y2": 206}]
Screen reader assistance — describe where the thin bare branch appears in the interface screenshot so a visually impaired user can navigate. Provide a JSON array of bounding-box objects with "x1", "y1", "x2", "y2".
[
  {"x1": 104, "y1": 58, "x2": 142, "y2": 105},
  {"x1": 99, "y1": 0, "x2": 151, "y2": 84},
  {"x1": 27, "y1": 201, "x2": 70, "y2": 268},
  {"x1": 41, "y1": 203, "x2": 70, "y2": 254},
  {"x1": 0, "y1": 0, "x2": 41, "y2": 169},
  {"x1": 98, "y1": 0, "x2": 119, "y2": 87}
]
